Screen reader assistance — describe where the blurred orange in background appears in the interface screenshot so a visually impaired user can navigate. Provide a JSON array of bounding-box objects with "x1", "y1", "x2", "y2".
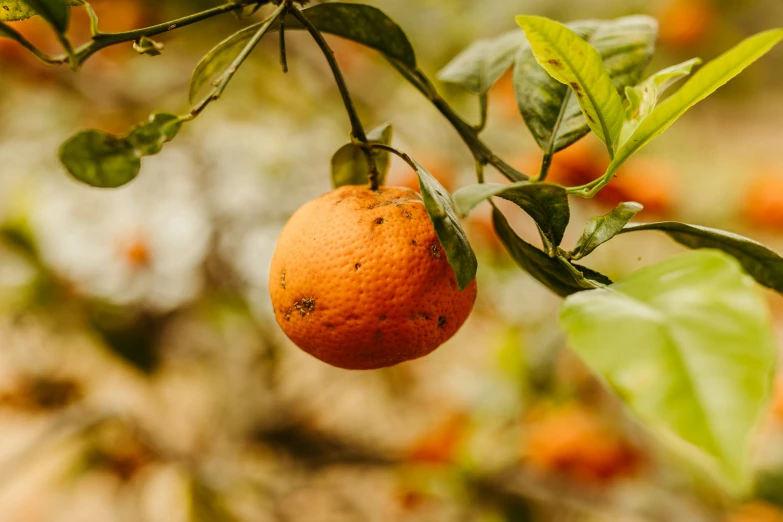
[
  {"x1": 742, "y1": 170, "x2": 783, "y2": 229},
  {"x1": 657, "y1": 0, "x2": 716, "y2": 48}
]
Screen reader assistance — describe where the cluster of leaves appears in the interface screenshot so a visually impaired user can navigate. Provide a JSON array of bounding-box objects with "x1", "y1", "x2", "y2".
[{"x1": 3, "y1": 0, "x2": 783, "y2": 495}]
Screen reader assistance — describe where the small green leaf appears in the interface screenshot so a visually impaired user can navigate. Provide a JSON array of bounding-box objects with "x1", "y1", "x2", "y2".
[
  {"x1": 0, "y1": 0, "x2": 78, "y2": 22},
  {"x1": 20, "y1": 0, "x2": 71, "y2": 33},
  {"x1": 572, "y1": 201, "x2": 643, "y2": 259},
  {"x1": 454, "y1": 182, "x2": 569, "y2": 246},
  {"x1": 620, "y1": 221, "x2": 783, "y2": 295},
  {"x1": 610, "y1": 29, "x2": 783, "y2": 172},
  {"x1": 60, "y1": 113, "x2": 183, "y2": 188},
  {"x1": 190, "y1": 25, "x2": 261, "y2": 103},
  {"x1": 133, "y1": 36, "x2": 164, "y2": 56},
  {"x1": 126, "y1": 113, "x2": 182, "y2": 156},
  {"x1": 412, "y1": 159, "x2": 477, "y2": 291},
  {"x1": 437, "y1": 30, "x2": 526, "y2": 95},
  {"x1": 561, "y1": 250, "x2": 776, "y2": 492},
  {"x1": 514, "y1": 16, "x2": 656, "y2": 154},
  {"x1": 272, "y1": 2, "x2": 416, "y2": 67},
  {"x1": 516, "y1": 15, "x2": 629, "y2": 154},
  {"x1": 621, "y1": 58, "x2": 701, "y2": 143},
  {"x1": 60, "y1": 130, "x2": 141, "y2": 188},
  {"x1": 331, "y1": 123, "x2": 393, "y2": 189},
  {"x1": 493, "y1": 208, "x2": 612, "y2": 297}
]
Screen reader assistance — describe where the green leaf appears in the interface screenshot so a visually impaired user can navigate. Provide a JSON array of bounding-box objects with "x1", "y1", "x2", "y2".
[
  {"x1": 0, "y1": 0, "x2": 78, "y2": 23},
  {"x1": 190, "y1": 25, "x2": 261, "y2": 104},
  {"x1": 515, "y1": 15, "x2": 645, "y2": 154},
  {"x1": 133, "y1": 36, "x2": 164, "y2": 56},
  {"x1": 454, "y1": 182, "x2": 569, "y2": 246},
  {"x1": 493, "y1": 208, "x2": 612, "y2": 297},
  {"x1": 619, "y1": 221, "x2": 783, "y2": 295},
  {"x1": 412, "y1": 159, "x2": 477, "y2": 291},
  {"x1": 610, "y1": 29, "x2": 783, "y2": 171},
  {"x1": 572, "y1": 202, "x2": 643, "y2": 259},
  {"x1": 20, "y1": 0, "x2": 71, "y2": 33},
  {"x1": 330, "y1": 123, "x2": 393, "y2": 188},
  {"x1": 125, "y1": 113, "x2": 182, "y2": 156},
  {"x1": 437, "y1": 30, "x2": 526, "y2": 95},
  {"x1": 60, "y1": 130, "x2": 141, "y2": 189},
  {"x1": 560, "y1": 250, "x2": 776, "y2": 491},
  {"x1": 276, "y1": 2, "x2": 416, "y2": 67},
  {"x1": 60, "y1": 113, "x2": 183, "y2": 188},
  {"x1": 621, "y1": 58, "x2": 701, "y2": 143}
]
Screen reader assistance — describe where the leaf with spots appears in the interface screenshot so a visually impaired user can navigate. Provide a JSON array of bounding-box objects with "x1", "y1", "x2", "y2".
[
  {"x1": 514, "y1": 16, "x2": 656, "y2": 155},
  {"x1": 516, "y1": 15, "x2": 627, "y2": 154},
  {"x1": 412, "y1": 159, "x2": 477, "y2": 291},
  {"x1": 331, "y1": 123, "x2": 393, "y2": 188},
  {"x1": 453, "y1": 181, "x2": 570, "y2": 246},
  {"x1": 0, "y1": 0, "x2": 80, "y2": 23},
  {"x1": 493, "y1": 208, "x2": 612, "y2": 297},
  {"x1": 561, "y1": 250, "x2": 776, "y2": 493},
  {"x1": 60, "y1": 113, "x2": 184, "y2": 188}
]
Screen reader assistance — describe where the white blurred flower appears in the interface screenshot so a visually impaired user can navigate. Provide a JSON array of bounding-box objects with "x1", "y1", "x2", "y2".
[{"x1": 30, "y1": 146, "x2": 212, "y2": 312}]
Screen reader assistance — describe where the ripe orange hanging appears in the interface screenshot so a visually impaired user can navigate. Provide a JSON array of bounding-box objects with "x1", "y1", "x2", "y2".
[{"x1": 269, "y1": 185, "x2": 477, "y2": 370}]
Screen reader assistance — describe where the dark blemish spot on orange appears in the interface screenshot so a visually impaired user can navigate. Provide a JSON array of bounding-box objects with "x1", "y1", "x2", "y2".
[
  {"x1": 411, "y1": 239, "x2": 417, "y2": 246},
  {"x1": 280, "y1": 269, "x2": 286, "y2": 289},
  {"x1": 294, "y1": 297, "x2": 315, "y2": 317},
  {"x1": 284, "y1": 309, "x2": 292, "y2": 321},
  {"x1": 375, "y1": 330, "x2": 383, "y2": 342},
  {"x1": 438, "y1": 316, "x2": 447, "y2": 328},
  {"x1": 375, "y1": 217, "x2": 385, "y2": 225},
  {"x1": 548, "y1": 59, "x2": 564, "y2": 69},
  {"x1": 347, "y1": 314, "x2": 359, "y2": 321},
  {"x1": 430, "y1": 243, "x2": 441, "y2": 259},
  {"x1": 326, "y1": 323, "x2": 335, "y2": 330},
  {"x1": 355, "y1": 263, "x2": 361, "y2": 270},
  {"x1": 411, "y1": 312, "x2": 430, "y2": 321},
  {"x1": 402, "y1": 209, "x2": 413, "y2": 219},
  {"x1": 379, "y1": 315, "x2": 387, "y2": 322}
]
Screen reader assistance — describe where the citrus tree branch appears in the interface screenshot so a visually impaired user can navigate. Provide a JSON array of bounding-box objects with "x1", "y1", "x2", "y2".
[
  {"x1": 387, "y1": 58, "x2": 529, "y2": 183},
  {"x1": 288, "y1": 5, "x2": 381, "y2": 190}
]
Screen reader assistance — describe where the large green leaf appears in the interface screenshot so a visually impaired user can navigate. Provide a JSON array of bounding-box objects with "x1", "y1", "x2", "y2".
[
  {"x1": 621, "y1": 58, "x2": 701, "y2": 143},
  {"x1": 610, "y1": 29, "x2": 783, "y2": 171},
  {"x1": 437, "y1": 30, "x2": 526, "y2": 95},
  {"x1": 278, "y1": 2, "x2": 416, "y2": 67},
  {"x1": 20, "y1": 0, "x2": 71, "y2": 32},
  {"x1": 493, "y1": 208, "x2": 612, "y2": 297},
  {"x1": 620, "y1": 221, "x2": 783, "y2": 295},
  {"x1": 515, "y1": 16, "x2": 655, "y2": 154},
  {"x1": 571, "y1": 202, "x2": 643, "y2": 259},
  {"x1": 561, "y1": 250, "x2": 776, "y2": 491},
  {"x1": 0, "y1": 0, "x2": 79, "y2": 23},
  {"x1": 454, "y1": 182, "x2": 569, "y2": 246},
  {"x1": 330, "y1": 123, "x2": 393, "y2": 188},
  {"x1": 60, "y1": 113, "x2": 183, "y2": 188},
  {"x1": 413, "y1": 159, "x2": 477, "y2": 291}
]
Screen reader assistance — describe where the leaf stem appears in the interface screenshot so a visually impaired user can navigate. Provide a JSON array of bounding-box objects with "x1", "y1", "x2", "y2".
[
  {"x1": 387, "y1": 58, "x2": 528, "y2": 183},
  {"x1": 556, "y1": 255, "x2": 605, "y2": 289},
  {"x1": 289, "y1": 5, "x2": 380, "y2": 190},
  {"x1": 474, "y1": 93, "x2": 488, "y2": 132},
  {"x1": 188, "y1": 2, "x2": 287, "y2": 118},
  {"x1": 279, "y1": 16, "x2": 288, "y2": 73}
]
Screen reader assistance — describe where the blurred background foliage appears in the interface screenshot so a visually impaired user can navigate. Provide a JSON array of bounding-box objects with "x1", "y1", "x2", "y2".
[{"x1": 1, "y1": 0, "x2": 783, "y2": 520}]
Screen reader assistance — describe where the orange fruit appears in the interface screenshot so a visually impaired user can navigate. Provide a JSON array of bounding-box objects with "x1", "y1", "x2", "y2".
[
  {"x1": 742, "y1": 171, "x2": 783, "y2": 229},
  {"x1": 269, "y1": 185, "x2": 477, "y2": 370},
  {"x1": 657, "y1": 0, "x2": 715, "y2": 48},
  {"x1": 407, "y1": 412, "x2": 468, "y2": 464}
]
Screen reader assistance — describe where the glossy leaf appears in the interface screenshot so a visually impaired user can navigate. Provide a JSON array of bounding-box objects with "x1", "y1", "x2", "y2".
[
  {"x1": 611, "y1": 29, "x2": 783, "y2": 171},
  {"x1": 437, "y1": 30, "x2": 526, "y2": 95},
  {"x1": 276, "y1": 2, "x2": 416, "y2": 67},
  {"x1": 20, "y1": 0, "x2": 70, "y2": 32},
  {"x1": 413, "y1": 159, "x2": 477, "y2": 291},
  {"x1": 0, "y1": 0, "x2": 78, "y2": 23},
  {"x1": 60, "y1": 113, "x2": 183, "y2": 188},
  {"x1": 561, "y1": 250, "x2": 776, "y2": 491},
  {"x1": 60, "y1": 130, "x2": 141, "y2": 188},
  {"x1": 621, "y1": 58, "x2": 701, "y2": 142},
  {"x1": 454, "y1": 182, "x2": 569, "y2": 246},
  {"x1": 514, "y1": 16, "x2": 656, "y2": 154},
  {"x1": 620, "y1": 221, "x2": 783, "y2": 295},
  {"x1": 516, "y1": 16, "x2": 635, "y2": 153},
  {"x1": 572, "y1": 202, "x2": 643, "y2": 259},
  {"x1": 330, "y1": 123, "x2": 393, "y2": 188},
  {"x1": 493, "y1": 208, "x2": 612, "y2": 297}
]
